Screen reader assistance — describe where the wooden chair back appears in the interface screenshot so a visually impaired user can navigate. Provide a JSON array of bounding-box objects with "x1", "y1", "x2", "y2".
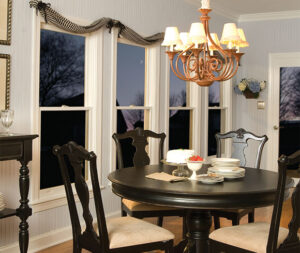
[
  {"x1": 53, "y1": 142, "x2": 110, "y2": 253},
  {"x1": 267, "y1": 150, "x2": 300, "y2": 253},
  {"x1": 216, "y1": 128, "x2": 268, "y2": 168},
  {"x1": 112, "y1": 127, "x2": 166, "y2": 169}
]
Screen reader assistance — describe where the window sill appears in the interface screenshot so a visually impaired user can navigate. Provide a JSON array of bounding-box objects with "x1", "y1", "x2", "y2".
[{"x1": 31, "y1": 185, "x2": 105, "y2": 213}]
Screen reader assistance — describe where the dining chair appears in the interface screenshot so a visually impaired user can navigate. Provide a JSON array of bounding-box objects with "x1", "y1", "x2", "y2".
[
  {"x1": 112, "y1": 127, "x2": 186, "y2": 228},
  {"x1": 211, "y1": 128, "x2": 268, "y2": 229},
  {"x1": 53, "y1": 141, "x2": 174, "y2": 253},
  {"x1": 209, "y1": 149, "x2": 300, "y2": 253}
]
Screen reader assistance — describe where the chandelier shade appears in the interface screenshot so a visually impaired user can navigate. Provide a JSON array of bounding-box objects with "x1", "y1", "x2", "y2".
[{"x1": 162, "y1": 0, "x2": 249, "y2": 87}]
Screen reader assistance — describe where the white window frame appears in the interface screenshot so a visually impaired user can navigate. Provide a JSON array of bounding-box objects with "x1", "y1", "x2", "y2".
[
  {"x1": 30, "y1": 14, "x2": 103, "y2": 212},
  {"x1": 109, "y1": 28, "x2": 161, "y2": 174},
  {"x1": 202, "y1": 80, "x2": 233, "y2": 159}
]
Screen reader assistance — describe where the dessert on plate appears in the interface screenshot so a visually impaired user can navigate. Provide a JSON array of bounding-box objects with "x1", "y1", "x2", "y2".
[{"x1": 166, "y1": 149, "x2": 194, "y2": 164}]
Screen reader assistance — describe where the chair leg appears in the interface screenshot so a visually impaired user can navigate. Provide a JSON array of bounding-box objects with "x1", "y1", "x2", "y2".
[
  {"x1": 248, "y1": 209, "x2": 255, "y2": 223},
  {"x1": 157, "y1": 216, "x2": 163, "y2": 226},
  {"x1": 121, "y1": 210, "x2": 127, "y2": 217},
  {"x1": 182, "y1": 215, "x2": 187, "y2": 239},
  {"x1": 232, "y1": 217, "x2": 240, "y2": 226},
  {"x1": 213, "y1": 216, "x2": 221, "y2": 229}
]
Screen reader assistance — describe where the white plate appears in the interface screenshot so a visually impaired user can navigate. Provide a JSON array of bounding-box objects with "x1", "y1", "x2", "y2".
[
  {"x1": 196, "y1": 174, "x2": 224, "y2": 184},
  {"x1": 211, "y1": 158, "x2": 240, "y2": 167},
  {"x1": 208, "y1": 167, "x2": 245, "y2": 174}
]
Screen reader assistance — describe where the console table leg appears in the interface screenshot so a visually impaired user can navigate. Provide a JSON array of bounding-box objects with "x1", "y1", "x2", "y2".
[
  {"x1": 186, "y1": 210, "x2": 212, "y2": 253},
  {"x1": 16, "y1": 162, "x2": 32, "y2": 253}
]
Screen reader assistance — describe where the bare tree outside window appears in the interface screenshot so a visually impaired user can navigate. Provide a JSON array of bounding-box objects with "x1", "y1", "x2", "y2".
[{"x1": 39, "y1": 30, "x2": 85, "y2": 106}]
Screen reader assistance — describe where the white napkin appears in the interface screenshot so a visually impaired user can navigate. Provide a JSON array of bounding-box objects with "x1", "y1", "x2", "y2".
[{"x1": 146, "y1": 172, "x2": 183, "y2": 182}]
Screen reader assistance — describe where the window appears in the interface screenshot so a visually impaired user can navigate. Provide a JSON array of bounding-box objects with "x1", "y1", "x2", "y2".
[
  {"x1": 205, "y1": 80, "x2": 232, "y2": 158},
  {"x1": 32, "y1": 21, "x2": 103, "y2": 211},
  {"x1": 115, "y1": 42, "x2": 149, "y2": 168},
  {"x1": 168, "y1": 60, "x2": 193, "y2": 150},
  {"x1": 39, "y1": 29, "x2": 88, "y2": 189}
]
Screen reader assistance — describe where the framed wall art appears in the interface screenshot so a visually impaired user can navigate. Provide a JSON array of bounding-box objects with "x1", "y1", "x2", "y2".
[
  {"x1": 0, "y1": 54, "x2": 10, "y2": 109},
  {"x1": 0, "y1": 0, "x2": 12, "y2": 45}
]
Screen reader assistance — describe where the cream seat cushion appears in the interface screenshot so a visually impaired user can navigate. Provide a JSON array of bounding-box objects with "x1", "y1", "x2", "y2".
[
  {"x1": 122, "y1": 199, "x2": 178, "y2": 211},
  {"x1": 105, "y1": 216, "x2": 174, "y2": 249},
  {"x1": 209, "y1": 222, "x2": 299, "y2": 253}
]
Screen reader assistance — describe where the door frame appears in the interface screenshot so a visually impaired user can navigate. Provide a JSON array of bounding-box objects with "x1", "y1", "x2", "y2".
[{"x1": 267, "y1": 52, "x2": 300, "y2": 171}]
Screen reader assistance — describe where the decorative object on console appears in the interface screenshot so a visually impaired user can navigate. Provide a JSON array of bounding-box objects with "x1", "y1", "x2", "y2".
[
  {"x1": 0, "y1": 192, "x2": 6, "y2": 211},
  {"x1": 161, "y1": 0, "x2": 249, "y2": 87},
  {"x1": 0, "y1": 109, "x2": 13, "y2": 134},
  {"x1": 234, "y1": 78, "x2": 266, "y2": 99},
  {"x1": 0, "y1": 0, "x2": 12, "y2": 45}
]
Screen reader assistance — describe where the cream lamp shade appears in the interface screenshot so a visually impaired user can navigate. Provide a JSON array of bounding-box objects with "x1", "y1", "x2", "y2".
[
  {"x1": 208, "y1": 33, "x2": 220, "y2": 50},
  {"x1": 176, "y1": 32, "x2": 192, "y2": 51},
  {"x1": 162, "y1": 27, "x2": 181, "y2": 47},
  {"x1": 237, "y1": 28, "x2": 249, "y2": 48},
  {"x1": 220, "y1": 23, "x2": 240, "y2": 45},
  {"x1": 189, "y1": 22, "x2": 207, "y2": 46}
]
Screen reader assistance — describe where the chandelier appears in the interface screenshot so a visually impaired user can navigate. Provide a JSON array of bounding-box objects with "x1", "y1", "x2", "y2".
[{"x1": 162, "y1": 0, "x2": 249, "y2": 87}]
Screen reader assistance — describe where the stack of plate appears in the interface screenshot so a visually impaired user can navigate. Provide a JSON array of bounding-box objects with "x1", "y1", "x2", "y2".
[
  {"x1": 208, "y1": 158, "x2": 245, "y2": 179},
  {"x1": 0, "y1": 192, "x2": 6, "y2": 211}
]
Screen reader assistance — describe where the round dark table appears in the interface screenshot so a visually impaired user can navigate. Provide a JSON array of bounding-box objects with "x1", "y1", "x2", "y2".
[{"x1": 108, "y1": 164, "x2": 290, "y2": 253}]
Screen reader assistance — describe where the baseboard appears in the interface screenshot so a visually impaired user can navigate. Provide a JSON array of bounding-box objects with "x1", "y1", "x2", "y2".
[{"x1": 0, "y1": 210, "x2": 120, "y2": 253}]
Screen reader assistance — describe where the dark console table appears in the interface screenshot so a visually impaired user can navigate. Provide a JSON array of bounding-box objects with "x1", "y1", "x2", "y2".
[{"x1": 0, "y1": 134, "x2": 38, "y2": 253}]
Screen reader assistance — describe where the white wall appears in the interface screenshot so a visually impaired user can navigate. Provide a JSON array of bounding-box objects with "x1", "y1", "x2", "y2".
[
  {"x1": 0, "y1": 0, "x2": 233, "y2": 251},
  {"x1": 233, "y1": 17, "x2": 300, "y2": 169}
]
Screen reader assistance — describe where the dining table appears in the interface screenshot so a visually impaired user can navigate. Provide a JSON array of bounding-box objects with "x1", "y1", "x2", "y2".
[{"x1": 108, "y1": 163, "x2": 294, "y2": 253}]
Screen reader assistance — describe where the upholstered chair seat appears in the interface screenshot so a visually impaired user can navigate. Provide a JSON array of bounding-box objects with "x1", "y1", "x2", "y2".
[
  {"x1": 209, "y1": 222, "x2": 297, "y2": 253},
  {"x1": 122, "y1": 199, "x2": 178, "y2": 212},
  {"x1": 209, "y1": 150, "x2": 300, "y2": 253},
  {"x1": 105, "y1": 216, "x2": 174, "y2": 249}
]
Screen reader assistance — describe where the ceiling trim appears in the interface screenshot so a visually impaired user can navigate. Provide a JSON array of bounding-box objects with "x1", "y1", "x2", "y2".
[{"x1": 239, "y1": 10, "x2": 300, "y2": 22}]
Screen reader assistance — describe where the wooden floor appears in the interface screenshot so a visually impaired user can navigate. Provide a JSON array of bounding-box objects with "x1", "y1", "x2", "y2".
[{"x1": 38, "y1": 196, "x2": 295, "y2": 253}]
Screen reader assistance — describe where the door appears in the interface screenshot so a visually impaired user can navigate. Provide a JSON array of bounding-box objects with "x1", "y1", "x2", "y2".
[{"x1": 268, "y1": 53, "x2": 300, "y2": 171}]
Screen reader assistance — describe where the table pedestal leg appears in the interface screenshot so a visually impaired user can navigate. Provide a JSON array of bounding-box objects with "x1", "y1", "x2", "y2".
[
  {"x1": 185, "y1": 210, "x2": 212, "y2": 253},
  {"x1": 16, "y1": 161, "x2": 32, "y2": 253}
]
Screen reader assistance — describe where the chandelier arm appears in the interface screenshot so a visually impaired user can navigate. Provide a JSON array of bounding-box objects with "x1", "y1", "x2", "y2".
[
  {"x1": 175, "y1": 53, "x2": 189, "y2": 80},
  {"x1": 223, "y1": 55, "x2": 240, "y2": 80},
  {"x1": 170, "y1": 58, "x2": 189, "y2": 81}
]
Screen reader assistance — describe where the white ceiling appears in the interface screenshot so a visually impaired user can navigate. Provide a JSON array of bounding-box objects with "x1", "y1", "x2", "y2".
[{"x1": 187, "y1": 0, "x2": 300, "y2": 19}]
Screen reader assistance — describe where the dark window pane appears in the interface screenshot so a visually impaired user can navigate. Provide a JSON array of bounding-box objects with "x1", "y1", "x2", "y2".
[
  {"x1": 208, "y1": 109, "x2": 220, "y2": 156},
  {"x1": 116, "y1": 109, "x2": 144, "y2": 169},
  {"x1": 279, "y1": 67, "x2": 300, "y2": 169},
  {"x1": 40, "y1": 29, "x2": 85, "y2": 106},
  {"x1": 169, "y1": 110, "x2": 190, "y2": 149},
  {"x1": 170, "y1": 60, "x2": 187, "y2": 107},
  {"x1": 209, "y1": 81, "x2": 220, "y2": 106},
  {"x1": 40, "y1": 111, "x2": 86, "y2": 189},
  {"x1": 117, "y1": 43, "x2": 145, "y2": 106}
]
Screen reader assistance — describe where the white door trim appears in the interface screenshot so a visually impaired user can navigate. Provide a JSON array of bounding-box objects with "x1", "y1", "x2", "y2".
[{"x1": 267, "y1": 52, "x2": 300, "y2": 171}]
